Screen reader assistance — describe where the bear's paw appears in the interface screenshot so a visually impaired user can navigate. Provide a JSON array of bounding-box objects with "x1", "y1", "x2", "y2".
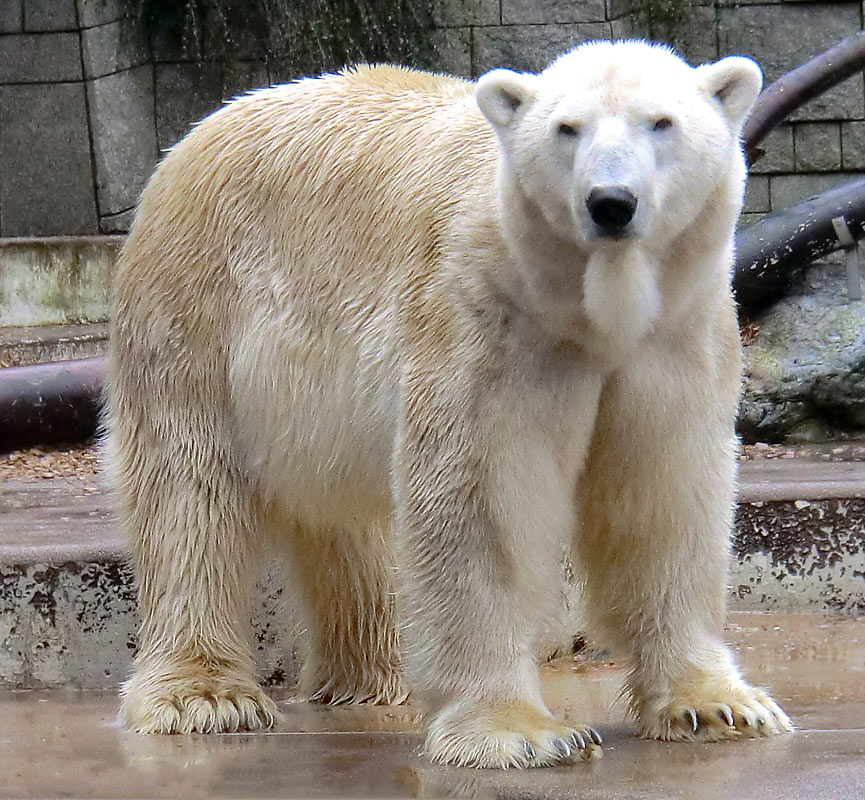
[
  {"x1": 308, "y1": 673, "x2": 408, "y2": 706},
  {"x1": 121, "y1": 666, "x2": 280, "y2": 734},
  {"x1": 639, "y1": 683, "x2": 793, "y2": 742},
  {"x1": 425, "y1": 698, "x2": 602, "y2": 768},
  {"x1": 302, "y1": 656, "x2": 408, "y2": 706}
]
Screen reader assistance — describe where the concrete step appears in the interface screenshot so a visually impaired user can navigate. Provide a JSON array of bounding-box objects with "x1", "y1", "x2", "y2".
[
  {"x1": 736, "y1": 450, "x2": 865, "y2": 612},
  {"x1": 0, "y1": 477, "x2": 300, "y2": 691},
  {"x1": 0, "y1": 236, "x2": 115, "y2": 366},
  {"x1": 1, "y1": 450, "x2": 864, "y2": 689},
  {"x1": 0, "y1": 236, "x2": 120, "y2": 328},
  {"x1": 0, "y1": 323, "x2": 109, "y2": 367}
]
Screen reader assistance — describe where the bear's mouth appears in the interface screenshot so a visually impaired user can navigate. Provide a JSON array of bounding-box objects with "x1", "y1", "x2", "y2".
[{"x1": 589, "y1": 223, "x2": 636, "y2": 242}]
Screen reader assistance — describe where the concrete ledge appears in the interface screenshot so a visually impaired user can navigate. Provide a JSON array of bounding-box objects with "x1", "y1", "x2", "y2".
[
  {"x1": 0, "y1": 322, "x2": 109, "y2": 367},
  {"x1": 2, "y1": 454, "x2": 865, "y2": 689},
  {"x1": 0, "y1": 236, "x2": 122, "y2": 327},
  {"x1": 739, "y1": 458, "x2": 865, "y2": 502},
  {"x1": 0, "y1": 479, "x2": 300, "y2": 690},
  {"x1": 0, "y1": 480, "x2": 120, "y2": 564}
]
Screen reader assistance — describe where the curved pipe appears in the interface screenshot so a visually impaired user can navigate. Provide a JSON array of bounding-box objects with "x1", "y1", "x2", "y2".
[
  {"x1": 733, "y1": 176, "x2": 865, "y2": 316},
  {"x1": 0, "y1": 357, "x2": 105, "y2": 453}
]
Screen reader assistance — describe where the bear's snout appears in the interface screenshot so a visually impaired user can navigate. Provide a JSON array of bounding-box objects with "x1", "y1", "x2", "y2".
[{"x1": 586, "y1": 186, "x2": 638, "y2": 236}]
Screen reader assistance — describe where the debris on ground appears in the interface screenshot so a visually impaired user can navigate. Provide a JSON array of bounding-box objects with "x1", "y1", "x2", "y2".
[
  {"x1": 2, "y1": 441, "x2": 864, "y2": 481},
  {"x1": 740, "y1": 441, "x2": 865, "y2": 462},
  {"x1": 0, "y1": 443, "x2": 99, "y2": 480}
]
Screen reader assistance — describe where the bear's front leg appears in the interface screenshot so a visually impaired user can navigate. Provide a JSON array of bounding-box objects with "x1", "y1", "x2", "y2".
[
  {"x1": 577, "y1": 322, "x2": 793, "y2": 743},
  {"x1": 394, "y1": 361, "x2": 605, "y2": 768}
]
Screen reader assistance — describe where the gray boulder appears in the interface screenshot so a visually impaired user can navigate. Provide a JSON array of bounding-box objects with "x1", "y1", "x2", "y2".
[{"x1": 739, "y1": 254, "x2": 865, "y2": 443}]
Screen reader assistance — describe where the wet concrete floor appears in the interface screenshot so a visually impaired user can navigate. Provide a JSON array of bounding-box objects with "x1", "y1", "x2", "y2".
[{"x1": 2, "y1": 612, "x2": 864, "y2": 799}]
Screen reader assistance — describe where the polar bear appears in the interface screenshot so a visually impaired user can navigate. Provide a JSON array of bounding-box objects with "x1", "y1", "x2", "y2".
[{"x1": 108, "y1": 39, "x2": 792, "y2": 768}]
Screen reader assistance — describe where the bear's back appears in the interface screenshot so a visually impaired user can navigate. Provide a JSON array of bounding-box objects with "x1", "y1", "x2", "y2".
[{"x1": 123, "y1": 65, "x2": 494, "y2": 280}]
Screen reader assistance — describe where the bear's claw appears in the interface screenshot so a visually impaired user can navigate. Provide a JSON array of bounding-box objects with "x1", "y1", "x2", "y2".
[{"x1": 684, "y1": 708, "x2": 698, "y2": 731}]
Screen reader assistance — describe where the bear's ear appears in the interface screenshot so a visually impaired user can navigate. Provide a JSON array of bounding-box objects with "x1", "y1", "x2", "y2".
[
  {"x1": 475, "y1": 69, "x2": 539, "y2": 130},
  {"x1": 697, "y1": 56, "x2": 763, "y2": 130}
]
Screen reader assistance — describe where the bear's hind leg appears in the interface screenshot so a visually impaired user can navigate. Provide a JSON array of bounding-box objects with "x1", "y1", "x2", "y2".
[
  {"x1": 280, "y1": 520, "x2": 406, "y2": 706},
  {"x1": 115, "y1": 442, "x2": 279, "y2": 734}
]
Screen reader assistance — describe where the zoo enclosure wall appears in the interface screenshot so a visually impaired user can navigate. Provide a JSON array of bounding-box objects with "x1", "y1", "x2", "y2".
[{"x1": 0, "y1": 0, "x2": 864, "y2": 238}]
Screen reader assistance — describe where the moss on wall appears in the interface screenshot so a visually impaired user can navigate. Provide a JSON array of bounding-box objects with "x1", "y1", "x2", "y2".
[
  {"x1": 126, "y1": 0, "x2": 438, "y2": 77},
  {"x1": 633, "y1": 0, "x2": 693, "y2": 39}
]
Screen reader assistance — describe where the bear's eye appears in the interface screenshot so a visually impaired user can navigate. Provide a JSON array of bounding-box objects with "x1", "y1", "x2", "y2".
[
  {"x1": 652, "y1": 117, "x2": 674, "y2": 132},
  {"x1": 557, "y1": 122, "x2": 580, "y2": 138}
]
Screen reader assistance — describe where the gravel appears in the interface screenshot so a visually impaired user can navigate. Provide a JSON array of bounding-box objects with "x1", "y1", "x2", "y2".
[
  {"x1": 3, "y1": 441, "x2": 864, "y2": 483},
  {"x1": 0, "y1": 444, "x2": 100, "y2": 481}
]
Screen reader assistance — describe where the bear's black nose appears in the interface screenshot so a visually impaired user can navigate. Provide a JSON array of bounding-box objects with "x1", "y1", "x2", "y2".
[{"x1": 586, "y1": 186, "x2": 637, "y2": 234}]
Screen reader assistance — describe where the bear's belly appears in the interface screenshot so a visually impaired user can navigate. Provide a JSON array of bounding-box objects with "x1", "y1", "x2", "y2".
[{"x1": 229, "y1": 306, "x2": 400, "y2": 531}]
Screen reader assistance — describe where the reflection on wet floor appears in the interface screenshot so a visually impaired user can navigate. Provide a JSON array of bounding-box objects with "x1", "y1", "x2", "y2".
[{"x1": 2, "y1": 613, "x2": 865, "y2": 799}]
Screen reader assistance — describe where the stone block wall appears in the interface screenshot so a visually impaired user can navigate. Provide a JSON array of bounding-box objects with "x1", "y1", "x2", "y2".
[
  {"x1": 0, "y1": 0, "x2": 158, "y2": 236},
  {"x1": 1, "y1": 0, "x2": 864, "y2": 236}
]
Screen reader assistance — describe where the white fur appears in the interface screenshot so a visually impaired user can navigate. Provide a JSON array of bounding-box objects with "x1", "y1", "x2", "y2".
[{"x1": 107, "y1": 41, "x2": 790, "y2": 768}]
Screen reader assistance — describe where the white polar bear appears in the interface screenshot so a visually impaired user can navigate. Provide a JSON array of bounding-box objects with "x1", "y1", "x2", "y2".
[{"x1": 108, "y1": 39, "x2": 793, "y2": 768}]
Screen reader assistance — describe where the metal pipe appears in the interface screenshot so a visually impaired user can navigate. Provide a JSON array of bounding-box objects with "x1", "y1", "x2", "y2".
[
  {"x1": 0, "y1": 357, "x2": 105, "y2": 452},
  {"x1": 734, "y1": 176, "x2": 865, "y2": 316}
]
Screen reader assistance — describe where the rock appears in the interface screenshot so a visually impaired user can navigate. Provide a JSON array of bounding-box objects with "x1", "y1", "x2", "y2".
[{"x1": 739, "y1": 253, "x2": 865, "y2": 443}]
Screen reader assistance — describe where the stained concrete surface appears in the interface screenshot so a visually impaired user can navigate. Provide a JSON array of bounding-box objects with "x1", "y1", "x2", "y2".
[
  {"x1": 5, "y1": 461, "x2": 865, "y2": 690},
  {"x1": 0, "y1": 237, "x2": 120, "y2": 326},
  {"x1": 1, "y1": 613, "x2": 864, "y2": 799}
]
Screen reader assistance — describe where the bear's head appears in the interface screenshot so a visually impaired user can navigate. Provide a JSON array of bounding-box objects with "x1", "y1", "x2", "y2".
[{"x1": 475, "y1": 40, "x2": 762, "y2": 251}]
